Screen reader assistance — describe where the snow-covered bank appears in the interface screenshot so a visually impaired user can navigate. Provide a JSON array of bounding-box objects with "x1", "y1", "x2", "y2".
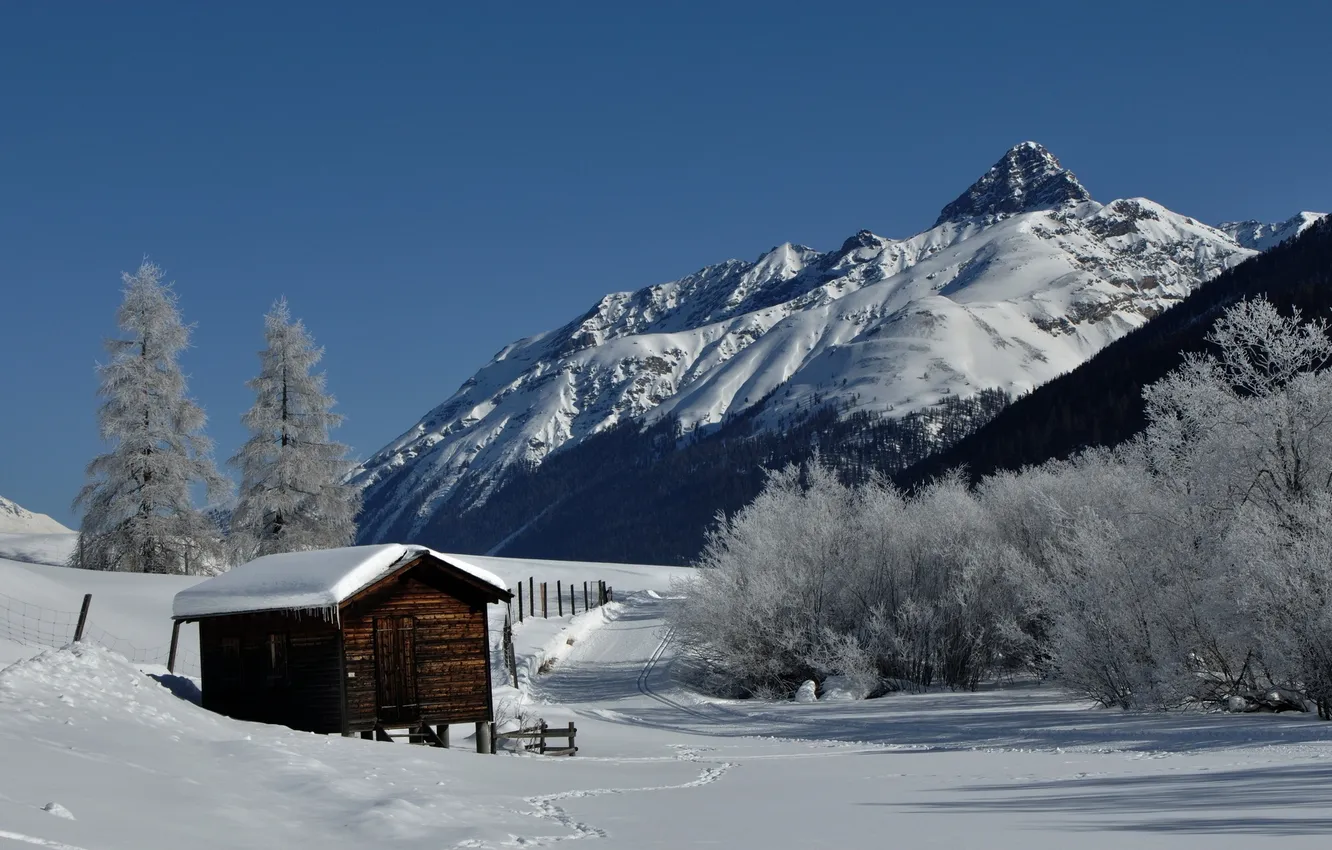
[{"x1": 0, "y1": 551, "x2": 201, "y2": 670}]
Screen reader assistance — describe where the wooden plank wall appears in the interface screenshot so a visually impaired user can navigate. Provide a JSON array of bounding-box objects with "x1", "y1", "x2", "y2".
[
  {"x1": 198, "y1": 611, "x2": 343, "y2": 733},
  {"x1": 341, "y1": 572, "x2": 492, "y2": 730}
]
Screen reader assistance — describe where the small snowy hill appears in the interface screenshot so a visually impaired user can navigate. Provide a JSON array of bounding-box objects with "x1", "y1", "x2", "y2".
[
  {"x1": 0, "y1": 495, "x2": 71, "y2": 534},
  {"x1": 354, "y1": 142, "x2": 1318, "y2": 544},
  {"x1": 0, "y1": 554, "x2": 200, "y2": 669}
]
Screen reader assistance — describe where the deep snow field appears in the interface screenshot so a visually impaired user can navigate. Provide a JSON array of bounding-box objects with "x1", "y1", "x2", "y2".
[{"x1": 2, "y1": 538, "x2": 1331, "y2": 849}]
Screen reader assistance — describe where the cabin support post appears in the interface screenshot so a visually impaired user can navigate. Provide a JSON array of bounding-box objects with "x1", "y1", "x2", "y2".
[
  {"x1": 167, "y1": 619, "x2": 182, "y2": 673},
  {"x1": 475, "y1": 720, "x2": 492, "y2": 754},
  {"x1": 437, "y1": 724, "x2": 449, "y2": 748},
  {"x1": 73, "y1": 594, "x2": 92, "y2": 642},
  {"x1": 361, "y1": 730, "x2": 373, "y2": 740}
]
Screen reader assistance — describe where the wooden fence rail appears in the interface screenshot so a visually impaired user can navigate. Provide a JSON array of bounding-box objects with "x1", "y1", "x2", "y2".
[{"x1": 495, "y1": 720, "x2": 578, "y2": 755}]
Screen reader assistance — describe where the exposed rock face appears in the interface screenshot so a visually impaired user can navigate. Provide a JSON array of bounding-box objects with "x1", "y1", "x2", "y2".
[{"x1": 934, "y1": 142, "x2": 1092, "y2": 227}]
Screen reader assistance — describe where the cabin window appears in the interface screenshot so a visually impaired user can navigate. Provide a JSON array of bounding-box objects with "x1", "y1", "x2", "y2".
[
  {"x1": 267, "y1": 633, "x2": 289, "y2": 686},
  {"x1": 220, "y1": 637, "x2": 242, "y2": 685}
]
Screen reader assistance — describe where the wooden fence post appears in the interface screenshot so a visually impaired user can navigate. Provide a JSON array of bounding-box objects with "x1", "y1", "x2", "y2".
[
  {"x1": 568, "y1": 721, "x2": 576, "y2": 755},
  {"x1": 570, "y1": 584, "x2": 576, "y2": 616},
  {"x1": 584, "y1": 581, "x2": 589, "y2": 610},
  {"x1": 541, "y1": 583, "x2": 548, "y2": 618},
  {"x1": 517, "y1": 583, "x2": 524, "y2": 623},
  {"x1": 505, "y1": 613, "x2": 518, "y2": 688},
  {"x1": 167, "y1": 619, "x2": 182, "y2": 672},
  {"x1": 529, "y1": 577, "x2": 535, "y2": 617},
  {"x1": 73, "y1": 593, "x2": 92, "y2": 642},
  {"x1": 557, "y1": 580, "x2": 563, "y2": 617}
]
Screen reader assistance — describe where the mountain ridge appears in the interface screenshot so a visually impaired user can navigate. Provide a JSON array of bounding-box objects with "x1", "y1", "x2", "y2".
[
  {"x1": 353, "y1": 143, "x2": 1317, "y2": 547},
  {"x1": 0, "y1": 496, "x2": 72, "y2": 535}
]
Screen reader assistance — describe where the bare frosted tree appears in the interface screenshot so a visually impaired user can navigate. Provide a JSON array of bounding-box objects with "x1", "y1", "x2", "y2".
[
  {"x1": 229, "y1": 298, "x2": 360, "y2": 560},
  {"x1": 72, "y1": 261, "x2": 227, "y2": 574}
]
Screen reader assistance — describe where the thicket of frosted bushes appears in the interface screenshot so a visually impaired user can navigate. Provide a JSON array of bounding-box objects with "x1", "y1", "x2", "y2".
[{"x1": 673, "y1": 298, "x2": 1332, "y2": 718}]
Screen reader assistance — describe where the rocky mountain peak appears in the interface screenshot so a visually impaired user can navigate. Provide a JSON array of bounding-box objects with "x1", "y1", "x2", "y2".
[
  {"x1": 839, "y1": 229, "x2": 882, "y2": 253},
  {"x1": 935, "y1": 141, "x2": 1092, "y2": 227}
]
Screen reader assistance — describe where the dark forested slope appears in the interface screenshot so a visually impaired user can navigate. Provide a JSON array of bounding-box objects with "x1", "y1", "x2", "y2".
[{"x1": 897, "y1": 217, "x2": 1332, "y2": 489}]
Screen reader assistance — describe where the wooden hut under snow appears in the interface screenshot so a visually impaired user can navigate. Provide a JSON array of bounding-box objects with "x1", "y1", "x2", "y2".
[{"x1": 171, "y1": 545, "x2": 512, "y2": 743}]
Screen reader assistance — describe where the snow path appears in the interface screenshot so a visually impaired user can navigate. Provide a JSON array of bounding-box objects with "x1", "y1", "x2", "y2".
[
  {"x1": 519, "y1": 746, "x2": 734, "y2": 844},
  {"x1": 504, "y1": 591, "x2": 738, "y2": 844},
  {"x1": 0, "y1": 832, "x2": 92, "y2": 850}
]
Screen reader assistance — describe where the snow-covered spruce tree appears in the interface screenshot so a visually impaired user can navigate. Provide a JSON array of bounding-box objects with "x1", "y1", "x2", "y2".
[
  {"x1": 72, "y1": 262, "x2": 227, "y2": 574},
  {"x1": 229, "y1": 299, "x2": 359, "y2": 561}
]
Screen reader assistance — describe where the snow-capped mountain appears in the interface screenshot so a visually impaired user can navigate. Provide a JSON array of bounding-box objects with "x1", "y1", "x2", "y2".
[
  {"x1": 0, "y1": 495, "x2": 71, "y2": 534},
  {"x1": 1219, "y1": 212, "x2": 1326, "y2": 252},
  {"x1": 354, "y1": 142, "x2": 1307, "y2": 543}
]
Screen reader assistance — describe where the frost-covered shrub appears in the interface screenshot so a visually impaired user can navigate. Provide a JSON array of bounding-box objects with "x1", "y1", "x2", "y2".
[
  {"x1": 1034, "y1": 297, "x2": 1332, "y2": 712},
  {"x1": 671, "y1": 466, "x2": 1037, "y2": 697}
]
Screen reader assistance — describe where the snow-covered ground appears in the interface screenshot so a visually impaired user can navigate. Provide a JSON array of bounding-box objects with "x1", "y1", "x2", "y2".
[{"x1": 2, "y1": 539, "x2": 1331, "y2": 848}]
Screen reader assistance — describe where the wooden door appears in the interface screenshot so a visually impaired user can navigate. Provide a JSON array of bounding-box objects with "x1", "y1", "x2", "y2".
[{"x1": 373, "y1": 616, "x2": 419, "y2": 725}]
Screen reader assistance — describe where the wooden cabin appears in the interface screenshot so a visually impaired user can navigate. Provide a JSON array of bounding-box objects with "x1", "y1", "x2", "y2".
[{"x1": 171, "y1": 545, "x2": 512, "y2": 739}]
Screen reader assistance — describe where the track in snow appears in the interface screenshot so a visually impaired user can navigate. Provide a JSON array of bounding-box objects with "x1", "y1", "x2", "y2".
[
  {"x1": 514, "y1": 592, "x2": 736, "y2": 844},
  {"x1": 532, "y1": 591, "x2": 779, "y2": 738}
]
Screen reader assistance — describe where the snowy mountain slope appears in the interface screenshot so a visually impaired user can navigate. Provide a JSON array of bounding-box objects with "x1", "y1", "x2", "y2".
[
  {"x1": 1219, "y1": 211, "x2": 1327, "y2": 252},
  {"x1": 353, "y1": 143, "x2": 1271, "y2": 543},
  {"x1": 0, "y1": 495, "x2": 71, "y2": 534}
]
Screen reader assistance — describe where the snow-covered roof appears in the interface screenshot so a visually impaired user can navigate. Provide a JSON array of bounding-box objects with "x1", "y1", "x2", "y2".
[{"x1": 172, "y1": 544, "x2": 510, "y2": 620}]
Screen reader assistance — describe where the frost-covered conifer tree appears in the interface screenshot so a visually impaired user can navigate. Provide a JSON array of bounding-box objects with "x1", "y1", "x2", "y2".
[
  {"x1": 229, "y1": 299, "x2": 359, "y2": 560},
  {"x1": 72, "y1": 262, "x2": 227, "y2": 574}
]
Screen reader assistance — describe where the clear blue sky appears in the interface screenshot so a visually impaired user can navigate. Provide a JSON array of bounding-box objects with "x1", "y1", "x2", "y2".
[{"x1": 3, "y1": 1, "x2": 1329, "y2": 525}]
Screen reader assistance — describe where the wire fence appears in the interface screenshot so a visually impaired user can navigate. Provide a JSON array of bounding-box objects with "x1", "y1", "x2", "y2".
[{"x1": 0, "y1": 590, "x2": 201, "y2": 678}]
